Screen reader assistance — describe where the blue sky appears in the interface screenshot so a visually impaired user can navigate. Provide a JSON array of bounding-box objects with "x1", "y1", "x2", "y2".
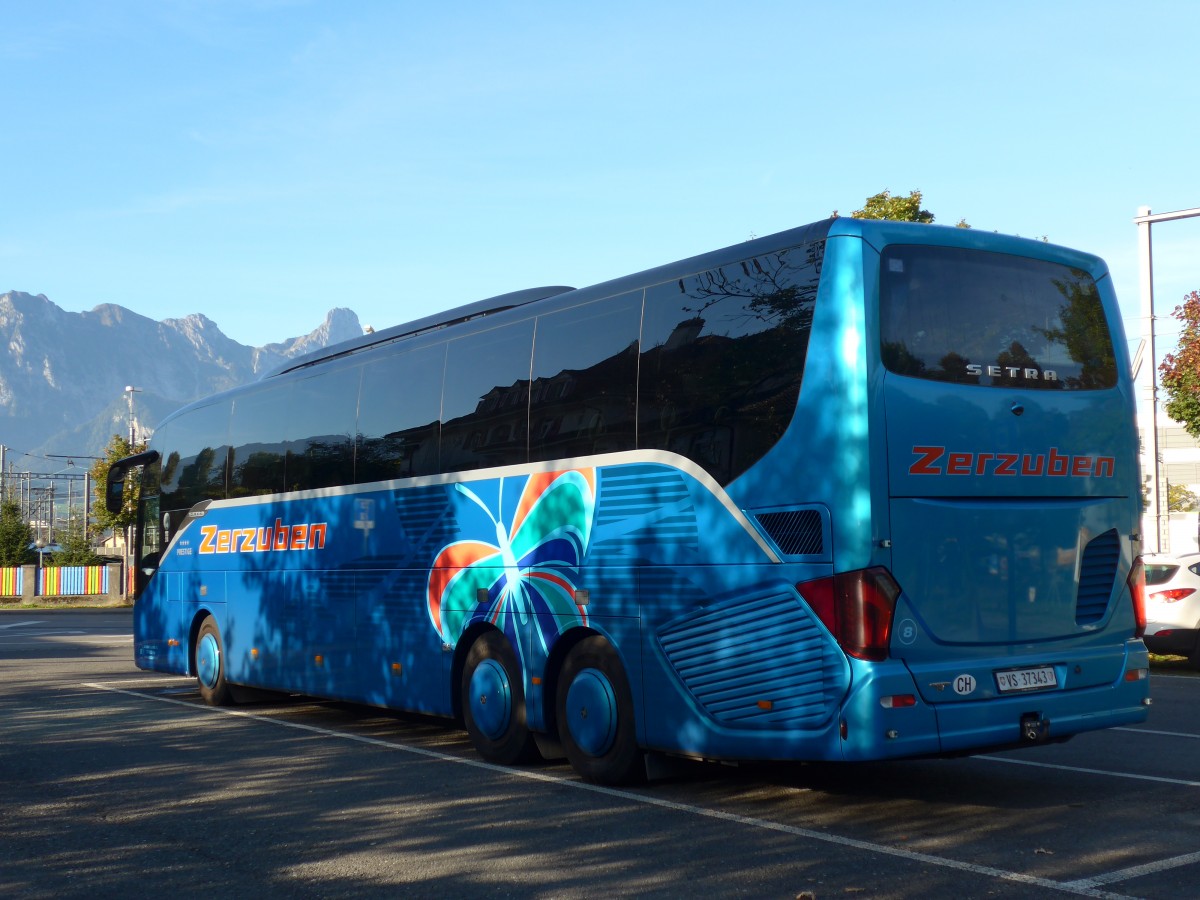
[{"x1": 2, "y1": 1, "x2": 1198, "y2": 352}]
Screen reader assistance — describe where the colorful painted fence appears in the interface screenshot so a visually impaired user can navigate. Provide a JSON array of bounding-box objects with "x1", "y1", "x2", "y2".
[
  {"x1": 0, "y1": 565, "x2": 120, "y2": 598},
  {"x1": 39, "y1": 566, "x2": 110, "y2": 596},
  {"x1": 0, "y1": 567, "x2": 22, "y2": 597}
]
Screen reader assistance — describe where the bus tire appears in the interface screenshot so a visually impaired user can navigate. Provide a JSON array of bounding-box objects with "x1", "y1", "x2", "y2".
[
  {"x1": 555, "y1": 636, "x2": 643, "y2": 785},
  {"x1": 195, "y1": 617, "x2": 233, "y2": 706},
  {"x1": 461, "y1": 631, "x2": 537, "y2": 765}
]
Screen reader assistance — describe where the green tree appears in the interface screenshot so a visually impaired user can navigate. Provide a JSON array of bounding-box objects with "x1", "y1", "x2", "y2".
[
  {"x1": 0, "y1": 496, "x2": 34, "y2": 566},
  {"x1": 89, "y1": 434, "x2": 147, "y2": 536},
  {"x1": 848, "y1": 189, "x2": 970, "y2": 228},
  {"x1": 1160, "y1": 291, "x2": 1200, "y2": 439},
  {"x1": 1168, "y1": 483, "x2": 1199, "y2": 513},
  {"x1": 45, "y1": 507, "x2": 102, "y2": 566}
]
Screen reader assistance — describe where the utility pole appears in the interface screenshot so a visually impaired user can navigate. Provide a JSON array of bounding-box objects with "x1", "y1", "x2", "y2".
[
  {"x1": 45, "y1": 455, "x2": 100, "y2": 524},
  {"x1": 4, "y1": 468, "x2": 91, "y2": 546},
  {"x1": 1135, "y1": 205, "x2": 1200, "y2": 554}
]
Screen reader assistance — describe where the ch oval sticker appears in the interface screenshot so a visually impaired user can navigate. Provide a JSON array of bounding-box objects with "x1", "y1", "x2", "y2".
[{"x1": 953, "y1": 674, "x2": 977, "y2": 696}]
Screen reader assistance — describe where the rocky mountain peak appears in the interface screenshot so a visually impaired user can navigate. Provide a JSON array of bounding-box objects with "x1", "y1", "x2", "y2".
[{"x1": 0, "y1": 290, "x2": 365, "y2": 458}]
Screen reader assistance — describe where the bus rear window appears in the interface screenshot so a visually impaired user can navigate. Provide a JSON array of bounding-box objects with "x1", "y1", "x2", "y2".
[{"x1": 879, "y1": 245, "x2": 1117, "y2": 390}]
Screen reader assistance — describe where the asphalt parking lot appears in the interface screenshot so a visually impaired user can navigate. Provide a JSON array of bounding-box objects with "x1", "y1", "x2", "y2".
[{"x1": 2, "y1": 609, "x2": 1198, "y2": 899}]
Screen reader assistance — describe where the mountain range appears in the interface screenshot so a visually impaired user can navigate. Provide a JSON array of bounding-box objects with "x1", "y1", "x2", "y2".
[{"x1": 0, "y1": 290, "x2": 364, "y2": 466}]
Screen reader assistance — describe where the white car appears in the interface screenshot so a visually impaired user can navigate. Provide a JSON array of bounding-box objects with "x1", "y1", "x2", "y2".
[{"x1": 1143, "y1": 552, "x2": 1200, "y2": 667}]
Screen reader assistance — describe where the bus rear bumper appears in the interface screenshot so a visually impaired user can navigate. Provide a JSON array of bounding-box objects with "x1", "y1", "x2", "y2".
[
  {"x1": 836, "y1": 649, "x2": 1150, "y2": 761},
  {"x1": 929, "y1": 683, "x2": 1150, "y2": 755}
]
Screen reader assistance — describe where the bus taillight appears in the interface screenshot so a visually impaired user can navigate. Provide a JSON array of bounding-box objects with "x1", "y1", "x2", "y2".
[
  {"x1": 1128, "y1": 557, "x2": 1146, "y2": 639},
  {"x1": 798, "y1": 567, "x2": 902, "y2": 662}
]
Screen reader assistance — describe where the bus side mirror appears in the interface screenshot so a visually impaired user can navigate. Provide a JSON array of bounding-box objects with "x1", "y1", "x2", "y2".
[
  {"x1": 104, "y1": 449, "x2": 159, "y2": 515},
  {"x1": 106, "y1": 465, "x2": 127, "y2": 514}
]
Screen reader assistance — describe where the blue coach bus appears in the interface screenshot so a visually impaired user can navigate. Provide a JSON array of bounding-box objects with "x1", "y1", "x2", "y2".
[{"x1": 108, "y1": 217, "x2": 1150, "y2": 784}]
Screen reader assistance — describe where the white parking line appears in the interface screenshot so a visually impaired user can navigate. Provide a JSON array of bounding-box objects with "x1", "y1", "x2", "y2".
[
  {"x1": 979, "y1": 754, "x2": 1200, "y2": 787},
  {"x1": 84, "y1": 681, "x2": 1139, "y2": 900},
  {"x1": 1064, "y1": 849, "x2": 1200, "y2": 890},
  {"x1": 0, "y1": 633, "x2": 129, "y2": 644},
  {"x1": 0, "y1": 632, "x2": 86, "y2": 641},
  {"x1": 1113, "y1": 726, "x2": 1200, "y2": 740}
]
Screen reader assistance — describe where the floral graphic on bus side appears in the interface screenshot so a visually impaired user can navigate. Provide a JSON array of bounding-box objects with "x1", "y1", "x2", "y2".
[{"x1": 426, "y1": 469, "x2": 596, "y2": 659}]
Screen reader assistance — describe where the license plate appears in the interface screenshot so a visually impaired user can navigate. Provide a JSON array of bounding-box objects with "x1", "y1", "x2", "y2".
[{"x1": 995, "y1": 666, "x2": 1058, "y2": 693}]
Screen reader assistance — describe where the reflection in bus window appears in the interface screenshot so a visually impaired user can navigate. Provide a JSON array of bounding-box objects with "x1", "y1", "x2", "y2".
[
  {"x1": 356, "y1": 343, "x2": 445, "y2": 482},
  {"x1": 530, "y1": 292, "x2": 641, "y2": 462},
  {"x1": 639, "y1": 242, "x2": 824, "y2": 485},
  {"x1": 286, "y1": 365, "x2": 358, "y2": 490},
  {"x1": 441, "y1": 321, "x2": 536, "y2": 472},
  {"x1": 880, "y1": 245, "x2": 1117, "y2": 390},
  {"x1": 157, "y1": 400, "x2": 232, "y2": 510},
  {"x1": 229, "y1": 384, "x2": 289, "y2": 497}
]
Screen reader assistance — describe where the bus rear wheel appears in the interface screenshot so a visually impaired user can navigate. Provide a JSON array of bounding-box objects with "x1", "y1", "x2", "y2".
[
  {"x1": 461, "y1": 631, "x2": 537, "y2": 765},
  {"x1": 555, "y1": 636, "x2": 643, "y2": 785},
  {"x1": 195, "y1": 617, "x2": 232, "y2": 706}
]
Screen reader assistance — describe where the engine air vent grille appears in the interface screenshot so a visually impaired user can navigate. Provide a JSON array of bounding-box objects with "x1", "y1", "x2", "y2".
[
  {"x1": 755, "y1": 509, "x2": 824, "y2": 556},
  {"x1": 1076, "y1": 528, "x2": 1120, "y2": 626}
]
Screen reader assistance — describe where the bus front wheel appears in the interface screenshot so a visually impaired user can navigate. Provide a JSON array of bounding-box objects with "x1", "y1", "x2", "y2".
[
  {"x1": 555, "y1": 636, "x2": 643, "y2": 785},
  {"x1": 195, "y1": 617, "x2": 232, "y2": 706},
  {"x1": 461, "y1": 631, "x2": 537, "y2": 765}
]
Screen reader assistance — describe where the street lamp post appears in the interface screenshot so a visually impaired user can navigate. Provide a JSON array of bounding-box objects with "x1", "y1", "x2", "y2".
[
  {"x1": 124, "y1": 385, "x2": 143, "y2": 446},
  {"x1": 122, "y1": 385, "x2": 143, "y2": 596},
  {"x1": 1135, "y1": 205, "x2": 1200, "y2": 554}
]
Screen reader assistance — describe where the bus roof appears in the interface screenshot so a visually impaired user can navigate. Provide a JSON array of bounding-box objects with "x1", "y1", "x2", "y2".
[
  {"x1": 261, "y1": 285, "x2": 575, "y2": 379},
  {"x1": 827, "y1": 217, "x2": 1109, "y2": 274},
  {"x1": 261, "y1": 216, "x2": 1108, "y2": 382}
]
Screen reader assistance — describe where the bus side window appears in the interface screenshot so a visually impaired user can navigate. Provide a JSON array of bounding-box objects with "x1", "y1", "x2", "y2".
[
  {"x1": 229, "y1": 384, "x2": 290, "y2": 497},
  {"x1": 286, "y1": 364, "x2": 359, "y2": 490},
  {"x1": 138, "y1": 495, "x2": 161, "y2": 566},
  {"x1": 158, "y1": 400, "x2": 233, "y2": 509},
  {"x1": 357, "y1": 342, "x2": 445, "y2": 482},
  {"x1": 530, "y1": 292, "x2": 641, "y2": 462},
  {"x1": 638, "y1": 243, "x2": 822, "y2": 485},
  {"x1": 441, "y1": 320, "x2": 536, "y2": 473}
]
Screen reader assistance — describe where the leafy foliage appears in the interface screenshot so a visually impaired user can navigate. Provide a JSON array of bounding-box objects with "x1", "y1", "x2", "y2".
[
  {"x1": 851, "y1": 189, "x2": 935, "y2": 223},
  {"x1": 1168, "y1": 483, "x2": 1199, "y2": 513},
  {"x1": 0, "y1": 496, "x2": 34, "y2": 566},
  {"x1": 1160, "y1": 292, "x2": 1200, "y2": 439},
  {"x1": 44, "y1": 508, "x2": 103, "y2": 566},
  {"x1": 89, "y1": 435, "x2": 147, "y2": 535},
  {"x1": 848, "y1": 189, "x2": 970, "y2": 228}
]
